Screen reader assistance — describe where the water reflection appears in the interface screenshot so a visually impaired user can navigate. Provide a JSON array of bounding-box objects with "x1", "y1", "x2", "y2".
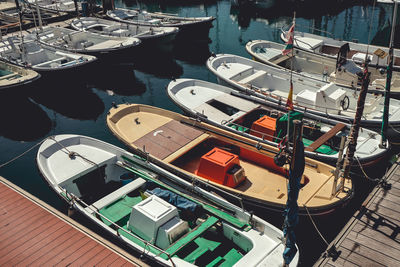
[
  {"x1": 132, "y1": 50, "x2": 183, "y2": 78},
  {"x1": 230, "y1": 0, "x2": 374, "y2": 30},
  {"x1": 29, "y1": 79, "x2": 105, "y2": 121},
  {"x1": 86, "y1": 63, "x2": 146, "y2": 96},
  {"x1": 0, "y1": 91, "x2": 52, "y2": 141}
]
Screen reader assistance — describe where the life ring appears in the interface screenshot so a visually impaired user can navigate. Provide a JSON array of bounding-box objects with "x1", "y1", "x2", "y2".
[{"x1": 340, "y1": 95, "x2": 350, "y2": 111}]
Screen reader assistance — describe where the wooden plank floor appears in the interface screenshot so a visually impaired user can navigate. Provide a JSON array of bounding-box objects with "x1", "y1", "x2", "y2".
[
  {"x1": 0, "y1": 176, "x2": 148, "y2": 267},
  {"x1": 314, "y1": 160, "x2": 400, "y2": 267}
]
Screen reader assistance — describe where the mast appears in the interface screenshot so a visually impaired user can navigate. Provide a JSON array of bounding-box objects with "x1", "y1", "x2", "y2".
[
  {"x1": 342, "y1": 63, "x2": 370, "y2": 179},
  {"x1": 380, "y1": 0, "x2": 398, "y2": 147}
]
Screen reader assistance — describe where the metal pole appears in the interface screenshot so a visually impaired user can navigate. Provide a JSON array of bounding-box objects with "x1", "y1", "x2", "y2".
[
  {"x1": 34, "y1": 0, "x2": 43, "y2": 31},
  {"x1": 291, "y1": 120, "x2": 302, "y2": 172},
  {"x1": 380, "y1": 0, "x2": 397, "y2": 147}
]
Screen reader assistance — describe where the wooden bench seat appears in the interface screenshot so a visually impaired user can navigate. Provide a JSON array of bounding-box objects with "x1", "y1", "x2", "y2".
[{"x1": 85, "y1": 177, "x2": 146, "y2": 213}]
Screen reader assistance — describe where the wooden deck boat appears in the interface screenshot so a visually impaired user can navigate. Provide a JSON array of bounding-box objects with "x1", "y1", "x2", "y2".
[
  {"x1": 0, "y1": 60, "x2": 40, "y2": 90},
  {"x1": 206, "y1": 54, "x2": 400, "y2": 139},
  {"x1": 0, "y1": 36, "x2": 97, "y2": 73},
  {"x1": 167, "y1": 78, "x2": 388, "y2": 167},
  {"x1": 37, "y1": 134, "x2": 299, "y2": 267},
  {"x1": 70, "y1": 17, "x2": 178, "y2": 51},
  {"x1": 106, "y1": 8, "x2": 215, "y2": 39},
  {"x1": 280, "y1": 29, "x2": 400, "y2": 72},
  {"x1": 29, "y1": 26, "x2": 141, "y2": 57},
  {"x1": 246, "y1": 40, "x2": 400, "y2": 97},
  {"x1": 106, "y1": 104, "x2": 353, "y2": 215}
]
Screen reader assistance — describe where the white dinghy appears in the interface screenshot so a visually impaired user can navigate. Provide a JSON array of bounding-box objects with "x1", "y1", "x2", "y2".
[
  {"x1": 70, "y1": 17, "x2": 178, "y2": 51},
  {"x1": 206, "y1": 54, "x2": 400, "y2": 139},
  {"x1": 246, "y1": 40, "x2": 400, "y2": 97},
  {"x1": 29, "y1": 26, "x2": 141, "y2": 57},
  {"x1": 106, "y1": 8, "x2": 214, "y2": 39},
  {"x1": 0, "y1": 36, "x2": 96, "y2": 73},
  {"x1": 25, "y1": 0, "x2": 82, "y2": 14},
  {"x1": 280, "y1": 29, "x2": 400, "y2": 72},
  {"x1": 37, "y1": 134, "x2": 299, "y2": 267},
  {"x1": 0, "y1": 60, "x2": 40, "y2": 90},
  {"x1": 167, "y1": 78, "x2": 389, "y2": 167}
]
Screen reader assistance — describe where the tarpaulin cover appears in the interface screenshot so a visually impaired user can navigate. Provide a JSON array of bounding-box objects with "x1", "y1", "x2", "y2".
[{"x1": 147, "y1": 187, "x2": 200, "y2": 213}]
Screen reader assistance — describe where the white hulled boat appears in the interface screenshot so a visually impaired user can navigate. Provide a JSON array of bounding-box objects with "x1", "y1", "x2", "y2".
[
  {"x1": 37, "y1": 134, "x2": 299, "y2": 267},
  {"x1": 206, "y1": 54, "x2": 400, "y2": 139}
]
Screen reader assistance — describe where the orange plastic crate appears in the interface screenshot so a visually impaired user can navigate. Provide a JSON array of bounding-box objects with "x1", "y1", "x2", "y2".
[
  {"x1": 195, "y1": 147, "x2": 242, "y2": 188},
  {"x1": 250, "y1": 115, "x2": 276, "y2": 141}
]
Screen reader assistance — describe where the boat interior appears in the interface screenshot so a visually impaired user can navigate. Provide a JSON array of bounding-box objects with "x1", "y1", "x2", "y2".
[
  {"x1": 36, "y1": 27, "x2": 129, "y2": 51},
  {"x1": 0, "y1": 37, "x2": 87, "y2": 68},
  {"x1": 59, "y1": 154, "x2": 250, "y2": 266},
  {"x1": 215, "y1": 60, "x2": 383, "y2": 116},
  {"x1": 227, "y1": 107, "x2": 341, "y2": 155},
  {"x1": 73, "y1": 18, "x2": 159, "y2": 37}
]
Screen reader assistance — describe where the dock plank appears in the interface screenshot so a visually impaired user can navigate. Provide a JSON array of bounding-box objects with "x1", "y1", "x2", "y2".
[
  {"x1": 314, "y1": 158, "x2": 400, "y2": 267},
  {"x1": 0, "y1": 177, "x2": 147, "y2": 267}
]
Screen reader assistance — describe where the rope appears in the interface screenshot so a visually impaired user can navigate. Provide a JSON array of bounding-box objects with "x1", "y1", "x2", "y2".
[
  {"x1": 304, "y1": 205, "x2": 329, "y2": 246},
  {"x1": 0, "y1": 139, "x2": 45, "y2": 169},
  {"x1": 49, "y1": 136, "x2": 99, "y2": 168},
  {"x1": 354, "y1": 156, "x2": 378, "y2": 182}
]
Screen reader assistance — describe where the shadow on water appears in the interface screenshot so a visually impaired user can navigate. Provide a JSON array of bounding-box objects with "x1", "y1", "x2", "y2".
[
  {"x1": 173, "y1": 41, "x2": 211, "y2": 65},
  {"x1": 132, "y1": 50, "x2": 183, "y2": 79},
  {"x1": 85, "y1": 63, "x2": 147, "y2": 96},
  {"x1": 28, "y1": 78, "x2": 105, "y2": 121},
  {"x1": 0, "y1": 91, "x2": 52, "y2": 142}
]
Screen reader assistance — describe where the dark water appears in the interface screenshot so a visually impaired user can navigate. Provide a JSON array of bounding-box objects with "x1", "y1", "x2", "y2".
[{"x1": 0, "y1": 0, "x2": 399, "y2": 266}]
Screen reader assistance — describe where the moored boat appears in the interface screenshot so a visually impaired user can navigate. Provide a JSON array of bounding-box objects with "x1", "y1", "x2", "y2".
[
  {"x1": 167, "y1": 78, "x2": 389, "y2": 167},
  {"x1": 29, "y1": 26, "x2": 141, "y2": 58},
  {"x1": 25, "y1": 0, "x2": 82, "y2": 14},
  {"x1": 106, "y1": 103, "x2": 353, "y2": 215},
  {"x1": 206, "y1": 53, "x2": 400, "y2": 139},
  {"x1": 246, "y1": 39, "x2": 400, "y2": 97},
  {"x1": 0, "y1": 36, "x2": 97, "y2": 73},
  {"x1": 0, "y1": 60, "x2": 40, "y2": 90},
  {"x1": 70, "y1": 17, "x2": 178, "y2": 51},
  {"x1": 37, "y1": 134, "x2": 299, "y2": 266},
  {"x1": 280, "y1": 28, "x2": 400, "y2": 72},
  {"x1": 106, "y1": 8, "x2": 215, "y2": 39}
]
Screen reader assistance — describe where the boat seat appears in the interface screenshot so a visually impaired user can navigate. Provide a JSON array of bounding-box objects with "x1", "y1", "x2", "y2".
[
  {"x1": 26, "y1": 49, "x2": 48, "y2": 65},
  {"x1": 316, "y1": 83, "x2": 346, "y2": 113},
  {"x1": 33, "y1": 57, "x2": 67, "y2": 67},
  {"x1": 165, "y1": 216, "x2": 219, "y2": 256},
  {"x1": 238, "y1": 70, "x2": 266, "y2": 84},
  {"x1": 183, "y1": 237, "x2": 221, "y2": 263},
  {"x1": 85, "y1": 177, "x2": 146, "y2": 213},
  {"x1": 0, "y1": 73, "x2": 19, "y2": 80}
]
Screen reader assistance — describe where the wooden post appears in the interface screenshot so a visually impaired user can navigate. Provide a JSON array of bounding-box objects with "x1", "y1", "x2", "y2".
[
  {"x1": 332, "y1": 136, "x2": 346, "y2": 197},
  {"x1": 102, "y1": 0, "x2": 114, "y2": 13},
  {"x1": 342, "y1": 65, "x2": 370, "y2": 179},
  {"x1": 291, "y1": 120, "x2": 303, "y2": 171}
]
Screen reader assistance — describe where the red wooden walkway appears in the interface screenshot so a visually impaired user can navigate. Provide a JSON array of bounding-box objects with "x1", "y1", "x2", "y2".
[{"x1": 0, "y1": 176, "x2": 147, "y2": 266}]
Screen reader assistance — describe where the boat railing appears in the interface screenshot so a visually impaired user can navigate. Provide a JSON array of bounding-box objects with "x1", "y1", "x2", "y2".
[{"x1": 59, "y1": 187, "x2": 177, "y2": 266}]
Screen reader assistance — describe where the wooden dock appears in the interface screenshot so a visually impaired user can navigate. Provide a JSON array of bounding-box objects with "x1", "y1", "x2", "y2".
[
  {"x1": 314, "y1": 160, "x2": 400, "y2": 267},
  {"x1": 0, "y1": 176, "x2": 148, "y2": 266}
]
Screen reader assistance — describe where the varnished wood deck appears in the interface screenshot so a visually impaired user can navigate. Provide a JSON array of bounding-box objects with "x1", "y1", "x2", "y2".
[
  {"x1": 0, "y1": 176, "x2": 148, "y2": 267},
  {"x1": 314, "y1": 159, "x2": 400, "y2": 267}
]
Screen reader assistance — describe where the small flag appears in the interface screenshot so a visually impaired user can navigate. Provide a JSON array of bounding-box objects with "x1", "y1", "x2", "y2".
[
  {"x1": 282, "y1": 23, "x2": 295, "y2": 56},
  {"x1": 286, "y1": 81, "x2": 294, "y2": 110}
]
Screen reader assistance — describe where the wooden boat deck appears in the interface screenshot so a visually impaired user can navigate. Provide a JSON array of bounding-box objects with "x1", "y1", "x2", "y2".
[
  {"x1": 0, "y1": 176, "x2": 147, "y2": 266},
  {"x1": 314, "y1": 159, "x2": 400, "y2": 267},
  {"x1": 108, "y1": 105, "x2": 352, "y2": 210}
]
